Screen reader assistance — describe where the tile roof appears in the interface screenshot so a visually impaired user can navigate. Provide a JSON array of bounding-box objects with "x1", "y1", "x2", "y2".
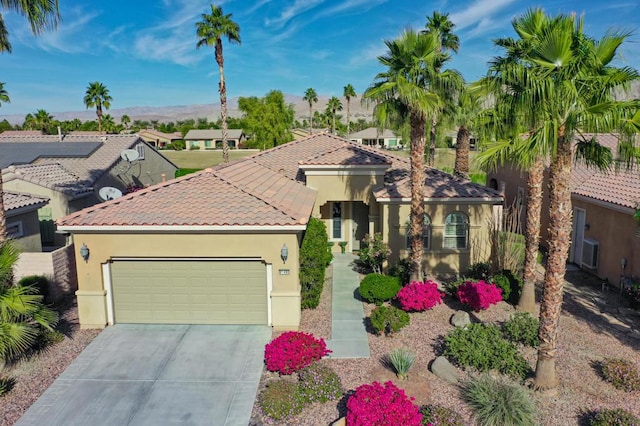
[
  {"x1": 2, "y1": 163, "x2": 93, "y2": 197},
  {"x1": 299, "y1": 144, "x2": 392, "y2": 166},
  {"x1": 3, "y1": 191, "x2": 49, "y2": 213},
  {"x1": 349, "y1": 127, "x2": 398, "y2": 139},
  {"x1": 0, "y1": 130, "x2": 45, "y2": 137},
  {"x1": 184, "y1": 129, "x2": 244, "y2": 140},
  {"x1": 58, "y1": 160, "x2": 316, "y2": 228},
  {"x1": 374, "y1": 168, "x2": 503, "y2": 200},
  {"x1": 138, "y1": 129, "x2": 182, "y2": 140}
]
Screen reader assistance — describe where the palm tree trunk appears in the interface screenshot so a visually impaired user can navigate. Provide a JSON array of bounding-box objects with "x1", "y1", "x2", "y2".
[
  {"x1": 97, "y1": 105, "x2": 103, "y2": 133},
  {"x1": 216, "y1": 39, "x2": 229, "y2": 163},
  {"x1": 346, "y1": 99, "x2": 351, "y2": 137},
  {"x1": 0, "y1": 172, "x2": 6, "y2": 244},
  {"x1": 409, "y1": 109, "x2": 426, "y2": 282},
  {"x1": 428, "y1": 117, "x2": 437, "y2": 168},
  {"x1": 332, "y1": 111, "x2": 336, "y2": 134},
  {"x1": 454, "y1": 125, "x2": 470, "y2": 179},
  {"x1": 309, "y1": 104, "x2": 313, "y2": 135},
  {"x1": 518, "y1": 157, "x2": 544, "y2": 313},
  {"x1": 534, "y1": 136, "x2": 572, "y2": 392}
]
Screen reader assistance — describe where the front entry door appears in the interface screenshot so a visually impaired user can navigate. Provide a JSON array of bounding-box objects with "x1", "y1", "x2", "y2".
[{"x1": 351, "y1": 202, "x2": 369, "y2": 251}]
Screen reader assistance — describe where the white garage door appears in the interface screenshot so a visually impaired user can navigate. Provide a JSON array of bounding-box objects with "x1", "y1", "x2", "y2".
[{"x1": 110, "y1": 260, "x2": 268, "y2": 324}]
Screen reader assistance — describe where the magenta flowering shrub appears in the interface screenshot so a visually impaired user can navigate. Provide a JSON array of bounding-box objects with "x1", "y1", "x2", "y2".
[
  {"x1": 264, "y1": 331, "x2": 331, "y2": 375},
  {"x1": 346, "y1": 381, "x2": 422, "y2": 426},
  {"x1": 456, "y1": 280, "x2": 502, "y2": 311},
  {"x1": 396, "y1": 280, "x2": 444, "y2": 312}
]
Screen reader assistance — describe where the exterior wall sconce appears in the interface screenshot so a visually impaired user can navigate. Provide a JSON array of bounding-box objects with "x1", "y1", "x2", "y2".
[
  {"x1": 79, "y1": 243, "x2": 90, "y2": 262},
  {"x1": 281, "y1": 244, "x2": 288, "y2": 264}
]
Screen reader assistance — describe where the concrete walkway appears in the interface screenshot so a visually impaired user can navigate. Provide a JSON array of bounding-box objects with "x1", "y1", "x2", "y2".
[
  {"x1": 16, "y1": 324, "x2": 270, "y2": 426},
  {"x1": 326, "y1": 253, "x2": 370, "y2": 358}
]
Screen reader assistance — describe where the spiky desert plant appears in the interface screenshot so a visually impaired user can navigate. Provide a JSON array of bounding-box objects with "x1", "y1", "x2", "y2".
[{"x1": 388, "y1": 348, "x2": 416, "y2": 380}]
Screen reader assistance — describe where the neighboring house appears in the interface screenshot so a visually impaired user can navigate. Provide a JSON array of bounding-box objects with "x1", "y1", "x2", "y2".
[
  {"x1": 350, "y1": 127, "x2": 403, "y2": 149},
  {"x1": 0, "y1": 130, "x2": 44, "y2": 136},
  {"x1": 138, "y1": 129, "x2": 183, "y2": 149},
  {"x1": 486, "y1": 133, "x2": 640, "y2": 287},
  {"x1": 1, "y1": 134, "x2": 178, "y2": 247},
  {"x1": 57, "y1": 133, "x2": 502, "y2": 331},
  {"x1": 184, "y1": 129, "x2": 245, "y2": 150},
  {"x1": 3, "y1": 191, "x2": 50, "y2": 252}
]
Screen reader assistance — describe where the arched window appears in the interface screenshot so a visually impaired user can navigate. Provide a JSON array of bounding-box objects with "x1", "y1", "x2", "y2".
[
  {"x1": 406, "y1": 214, "x2": 431, "y2": 250},
  {"x1": 444, "y1": 212, "x2": 469, "y2": 249}
]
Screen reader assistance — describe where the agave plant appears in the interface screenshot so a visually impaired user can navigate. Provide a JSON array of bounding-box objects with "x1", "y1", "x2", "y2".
[{"x1": 388, "y1": 347, "x2": 416, "y2": 380}]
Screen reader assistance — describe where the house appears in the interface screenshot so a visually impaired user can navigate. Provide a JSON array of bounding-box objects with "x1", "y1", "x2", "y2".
[
  {"x1": 1, "y1": 134, "x2": 178, "y2": 247},
  {"x1": 57, "y1": 133, "x2": 502, "y2": 330},
  {"x1": 3, "y1": 191, "x2": 50, "y2": 252},
  {"x1": 486, "y1": 133, "x2": 640, "y2": 287},
  {"x1": 138, "y1": 129, "x2": 183, "y2": 149},
  {"x1": 350, "y1": 127, "x2": 402, "y2": 149},
  {"x1": 184, "y1": 129, "x2": 245, "y2": 150}
]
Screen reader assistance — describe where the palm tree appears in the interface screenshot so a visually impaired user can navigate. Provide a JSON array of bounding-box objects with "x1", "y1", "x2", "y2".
[
  {"x1": 120, "y1": 114, "x2": 130, "y2": 129},
  {"x1": 102, "y1": 114, "x2": 116, "y2": 133},
  {"x1": 480, "y1": 8, "x2": 639, "y2": 391},
  {"x1": 196, "y1": 4, "x2": 241, "y2": 164},
  {"x1": 326, "y1": 96, "x2": 343, "y2": 135},
  {"x1": 343, "y1": 84, "x2": 357, "y2": 137},
  {"x1": 0, "y1": 83, "x2": 8, "y2": 243},
  {"x1": 424, "y1": 11, "x2": 460, "y2": 53},
  {"x1": 0, "y1": 0, "x2": 59, "y2": 53},
  {"x1": 33, "y1": 109, "x2": 52, "y2": 133},
  {"x1": 84, "y1": 82, "x2": 112, "y2": 133},
  {"x1": 363, "y1": 29, "x2": 441, "y2": 282},
  {"x1": 303, "y1": 88, "x2": 318, "y2": 135},
  {"x1": 451, "y1": 87, "x2": 481, "y2": 179}
]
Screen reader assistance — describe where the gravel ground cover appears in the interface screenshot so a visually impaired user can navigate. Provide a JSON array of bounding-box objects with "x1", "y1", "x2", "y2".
[
  {"x1": 0, "y1": 296, "x2": 101, "y2": 426},
  {"x1": 251, "y1": 267, "x2": 640, "y2": 425}
]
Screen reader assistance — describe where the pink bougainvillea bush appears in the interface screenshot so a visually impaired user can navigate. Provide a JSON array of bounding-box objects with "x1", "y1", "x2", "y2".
[
  {"x1": 456, "y1": 280, "x2": 503, "y2": 311},
  {"x1": 346, "y1": 381, "x2": 422, "y2": 426},
  {"x1": 264, "y1": 331, "x2": 331, "y2": 375},
  {"x1": 396, "y1": 280, "x2": 444, "y2": 312}
]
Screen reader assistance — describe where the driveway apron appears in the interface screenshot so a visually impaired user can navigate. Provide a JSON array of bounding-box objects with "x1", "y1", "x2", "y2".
[{"x1": 16, "y1": 324, "x2": 271, "y2": 426}]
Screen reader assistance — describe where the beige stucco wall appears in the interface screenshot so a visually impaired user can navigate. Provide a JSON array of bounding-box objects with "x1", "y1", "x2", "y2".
[
  {"x1": 70, "y1": 232, "x2": 302, "y2": 330},
  {"x1": 7, "y1": 210, "x2": 42, "y2": 252},
  {"x1": 380, "y1": 201, "x2": 497, "y2": 277},
  {"x1": 571, "y1": 199, "x2": 640, "y2": 287}
]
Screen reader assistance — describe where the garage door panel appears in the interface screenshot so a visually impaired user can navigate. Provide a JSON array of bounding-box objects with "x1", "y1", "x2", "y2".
[{"x1": 111, "y1": 260, "x2": 268, "y2": 325}]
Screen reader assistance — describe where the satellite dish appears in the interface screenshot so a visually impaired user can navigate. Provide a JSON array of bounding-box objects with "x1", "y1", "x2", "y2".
[
  {"x1": 121, "y1": 149, "x2": 140, "y2": 162},
  {"x1": 98, "y1": 186, "x2": 123, "y2": 201}
]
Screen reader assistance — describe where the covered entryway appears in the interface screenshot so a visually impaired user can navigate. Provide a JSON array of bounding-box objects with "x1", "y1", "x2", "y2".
[{"x1": 109, "y1": 259, "x2": 269, "y2": 325}]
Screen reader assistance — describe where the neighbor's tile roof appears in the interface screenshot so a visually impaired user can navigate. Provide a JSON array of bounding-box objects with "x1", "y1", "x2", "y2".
[
  {"x1": 3, "y1": 191, "x2": 49, "y2": 213},
  {"x1": 0, "y1": 130, "x2": 44, "y2": 137},
  {"x1": 349, "y1": 127, "x2": 398, "y2": 139},
  {"x1": 299, "y1": 144, "x2": 392, "y2": 166},
  {"x1": 138, "y1": 129, "x2": 182, "y2": 140},
  {"x1": 2, "y1": 163, "x2": 93, "y2": 197},
  {"x1": 184, "y1": 129, "x2": 244, "y2": 140},
  {"x1": 374, "y1": 168, "x2": 503, "y2": 200},
  {"x1": 58, "y1": 160, "x2": 316, "y2": 228}
]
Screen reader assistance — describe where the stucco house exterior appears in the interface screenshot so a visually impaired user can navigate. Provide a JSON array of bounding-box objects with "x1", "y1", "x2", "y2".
[
  {"x1": 57, "y1": 133, "x2": 502, "y2": 330},
  {"x1": 138, "y1": 129, "x2": 183, "y2": 149},
  {"x1": 1, "y1": 134, "x2": 178, "y2": 247},
  {"x1": 4, "y1": 191, "x2": 50, "y2": 252},
  {"x1": 350, "y1": 127, "x2": 403, "y2": 149},
  {"x1": 486, "y1": 133, "x2": 640, "y2": 287},
  {"x1": 184, "y1": 129, "x2": 245, "y2": 150}
]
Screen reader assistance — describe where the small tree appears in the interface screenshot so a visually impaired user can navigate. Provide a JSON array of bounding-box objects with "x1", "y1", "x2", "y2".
[
  {"x1": 358, "y1": 233, "x2": 391, "y2": 274},
  {"x1": 299, "y1": 218, "x2": 332, "y2": 309}
]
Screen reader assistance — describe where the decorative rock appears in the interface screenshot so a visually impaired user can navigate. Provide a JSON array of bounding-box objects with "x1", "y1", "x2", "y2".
[
  {"x1": 331, "y1": 417, "x2": 346, "y2": 426},
  {"x1": 450, "y1": 310, "x2": 471, "y2": 327},
  {"x1": 430, "y1": 356, "x2": 459, "y2": 384}
]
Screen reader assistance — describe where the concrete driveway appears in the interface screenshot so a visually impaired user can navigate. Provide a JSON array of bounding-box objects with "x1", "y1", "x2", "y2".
[{"x1": 16, "y1": 324, "x2": 271, "y2": 426}]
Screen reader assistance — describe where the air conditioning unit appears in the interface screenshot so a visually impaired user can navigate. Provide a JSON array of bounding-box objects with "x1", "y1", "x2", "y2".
[{"x1": 581, "y1": 238, "x2": 599, "y2": 269}]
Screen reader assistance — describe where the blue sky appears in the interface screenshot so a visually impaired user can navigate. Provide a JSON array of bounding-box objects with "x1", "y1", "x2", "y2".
[{"x1": 0, "y1": 0, "x2": 638, "y2": 117}]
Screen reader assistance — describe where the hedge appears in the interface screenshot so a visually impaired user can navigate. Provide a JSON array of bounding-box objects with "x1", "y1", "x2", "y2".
[{"x1": 300, "y1": 218, "x2": 332, "y2": 309}]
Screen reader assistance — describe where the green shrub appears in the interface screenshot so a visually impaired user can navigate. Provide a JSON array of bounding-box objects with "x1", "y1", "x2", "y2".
[
  {"x1": 467, "y1": 262, "x2": 492, "y2": 281},
  {"x1": 443, "y1": 276, "x2": 468, "y2": 296},
  {"x1": 358, "y1": 233, "x2": 391, "y2": 274},
  {"x1": 298, "y1": 363, "x2": 343, "y2": 403},
  {"x1": 0, "y1": 377, "x2": 16, "y2": 397},
  {"x1": 444, "y1": 323, "x2": 530, "y2": 380},
  {"x1": 257, "y1": 379, "x2": 305, "y2": 422},
  {"x1": 589, "y1": 408, "x2": 640, "y2": 426},
  {"x1": 370, "y1": 305, "x2": 410, "y2": 336},
  {"x1": 359, "y1": 273, "x2": 401, "y2": 305},
  {"x1": 35, "y1": 329, "x2": 65, "y2": 350},
  {"x1": 388, "y1": 257, "x2": 413, "y2": 286},
  {"x1": 492, "y1": 274, "x2": 511, "y2": 301},
  {"x1": 463, "y1": 374, "x2": 537, "y2": 426},
  {"x1": 503, "y1": 312, "x2": 539, "y2": 347},
  {"x1": 167, "y1": 139, "x2": 185, "y2": 150},
  {"x1": 419, "y1": 404, "x2": 465, "y2": 426},
  {"x1": 17, "y1": 275, "x2": 50, "y2": 301},
  {"x1": 600, "y1": 358, "x2": 640, "y2": 392},
  {"x1": 388, "y1": 348, "x2": 415, "y2": 380},
  {"x1": 300, "y1": 218, "x2": 332, "y2": 309},
  {"x1": 174, "y1": 168, "x2": 202, "y2": 178},
  {"x1": 501, "y1": 270, "x2": 523, "y2": 304}
]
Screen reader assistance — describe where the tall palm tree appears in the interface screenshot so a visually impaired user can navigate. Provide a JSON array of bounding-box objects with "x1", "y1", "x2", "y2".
[
  {"x1": 363, "y1": 29, "x2": 441, "y2": 282},
  {"x1": 481, "y1": 8, "x2": 639, "y2": 391},
  {"x1": 326, "y1": 96, "x2": 343, "y2": 135},
  {"x1": 120, "y1": 114, "x2": 131, "y2": 129},
  {"x1": 0, "y1": 83, "x2": 8, "y2": 244},
  {"x1": 196, "y1": 4, "x2": 241, "y2": 164},
  {"x1": 343, "y1": 84, "x2": 357, "y2": 137},
  {"x1": 424, "y1": 11, "x2": 460, "y2": 53},
  {"x1": 33, "y1": 109, "x2": 52, "y2": 133},
  {"x1": 303, "y1": 88, "x2": 318, "y2": 134},
  {"x1": 0, "y1": 0, "x2": 59, "y2": 53},
  {"x1": 102, "y1": 114, "x2": 116, "y2": 133},
  {"x1": 449, "y1": 86, "x2": 482, "y2": 179},
  {"x1": 83, "y1": 82, "x2": 112, "y2": 133}
]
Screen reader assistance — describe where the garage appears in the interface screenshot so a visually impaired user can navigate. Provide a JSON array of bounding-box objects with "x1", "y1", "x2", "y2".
[{"x1": 109, "y1": 259, "x2": 269, "y2": 325}]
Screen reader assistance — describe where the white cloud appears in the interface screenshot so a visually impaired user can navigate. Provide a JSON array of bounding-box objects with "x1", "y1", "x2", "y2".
[
  {"x1": 449, "y1": 0, "x2": 515, "y2": 31},
  {"x1": 264, "y1": 0, "x2": 324, "y2": 28},
  {"x1": 315, "y1": 0, "x2": 388, "y2": 18}
]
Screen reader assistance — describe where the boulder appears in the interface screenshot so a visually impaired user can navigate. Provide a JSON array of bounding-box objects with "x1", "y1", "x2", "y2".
[
  {"x1": 331, "y1": 417, "x2": 346, "y2": 426},
  {"x1": 450, "y1": 310, "x2": 471, "y2": 327},
  {"x1": 430, "y1": 356, "x2": 459, "y2": 384}
]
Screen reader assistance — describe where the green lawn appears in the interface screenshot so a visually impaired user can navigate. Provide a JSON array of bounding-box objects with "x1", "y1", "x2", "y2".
[{"x1": 161, "y1": 150, "x2": 257, "y2": 169}]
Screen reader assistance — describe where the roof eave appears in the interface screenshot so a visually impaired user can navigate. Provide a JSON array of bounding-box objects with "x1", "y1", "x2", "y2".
[
  {"x1": 376, "y1": 197, "x2": 504, "y2": 204},
  {"x1": 56, "y1": 224, "x2": 308, "y2": 233}
]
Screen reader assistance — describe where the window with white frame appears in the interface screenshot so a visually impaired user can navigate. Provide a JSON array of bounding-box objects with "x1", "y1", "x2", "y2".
[
  {"x1": 7, "y1": 221, "x2": 24, "y2": 239},
  {"x1": 136, "y1": 144, "x2": 146, "y2": 160},
  {"x1": 331, "y1": 202, "x2": 343, "y2": 240},
  {"x1": 406, "y1": 214, "x2": 431, "y2": 250},
  {"x1": 444, "y1": 212, "x2": 469, "y2": 249}
]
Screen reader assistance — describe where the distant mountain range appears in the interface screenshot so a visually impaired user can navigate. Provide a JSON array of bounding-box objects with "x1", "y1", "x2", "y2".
[{"x1": 0, "y1": 94, "x2": 376, "y2": 125}]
